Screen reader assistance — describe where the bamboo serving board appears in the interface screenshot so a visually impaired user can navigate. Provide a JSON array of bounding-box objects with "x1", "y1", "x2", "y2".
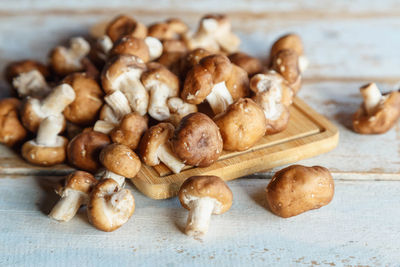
[{"x1": 132, "y1": 97, "x2": 339, "y2": 199}]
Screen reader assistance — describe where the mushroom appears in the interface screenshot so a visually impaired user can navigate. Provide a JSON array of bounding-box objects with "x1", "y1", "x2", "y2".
[
  {"x1": 99, "y1": 143, "x2": 141, "y2": 186},
  {"x1": 12, "y1": 70, "x2": 51, "y2": 98},
  {"x1": 67, "y1": 130, "x2": 111, "y2": 173},
  {"x1": 141, "y1": 63, "x2": 180, "y2": 121},
  {"x1": 110, "y1": 112, "x2": 148, "y2": 149},
  {"x1": 62, "y1": 72, "x2": 104, "y2": 126},
  {"x1": 181, "y1": 54, "x2": 234, "y2": 115},
  {"x1": 270, "y1": 33, "x2": 308, "y2": 73},
  {"x1": 101, "y1": 55, "x2": 148, "y2": 116},
  {"x1": 266, "y1": 165, "x2": 334, "y2": 218},
  {"x1": 167, "y1": 97, "x2": 198, "y2": 127},
  {"x1": 271, "y1": 49, "x2": 302, "y2": 94},
  {"x1": 50, "y1": 37, "x2": 91, "y2": 77},
  {"x1": 172, "y1": 112, "x2": 223, "y2": 167},
  {"x1": 225, "y1": 64, "x2": 249, "y2": 102},
  {"x1": 49, "y1": 171, "x2": 97, "y2": 222},
  {"x1": 353, "y1": 83, "x2": 400, "y2": 134},
  {"x1": 214, "y1": 98, "x2": 266, "y2": 151},
  {"x1": 21, "y1": 115, "x2": 68, "y2": 166},
  {"x1": 87, "y1": 178, "x2": 135, "y2": 232},
  {"x1": 228, "y1": 52, "x2": 264, "y2": 77},
  {"x1": 106, "y1": 14, "x2": 147, "y2": 43},
  {"x1": 0, "y1": 98, "x2": 28, "y2": 147},
  {"x1": 5, "y1": 60, "x2": 49, "y2": 86},
  {"x1": 178, "y1": 175, "x2": 233, "y2": 236},
  {"x1": 109, "y1": 36, "x2": 150, "y2": 62},
  {"x1": 139, "y1": 122, "x2": 185, "y2": 174},
  {"x1": 21, "y1": 83, "x2": 76, "y2": 132},
  {"x1": 178, "y1": 48, "x2": 211, "y2": 80},
  {"x1": 148, "y1": 18, "x2": 188, "y2": 40},
  {"x1": 184, "y1": 14, "x2": 240, "y2": 53}
]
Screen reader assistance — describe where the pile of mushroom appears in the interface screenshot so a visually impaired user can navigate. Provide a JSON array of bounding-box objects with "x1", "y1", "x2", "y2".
[{"x1": 0, "y1": 13, "x2": 316, "y2": 232}]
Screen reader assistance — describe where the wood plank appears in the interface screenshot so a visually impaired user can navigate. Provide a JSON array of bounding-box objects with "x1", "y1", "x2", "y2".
[{"x1": 1, "y1": 175, "x2": 399, "y2": 266}]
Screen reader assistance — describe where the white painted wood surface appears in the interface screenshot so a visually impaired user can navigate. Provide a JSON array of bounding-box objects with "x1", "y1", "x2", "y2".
[{"x1": 0, "y1": 0, "x2": 399, "y2": 266}]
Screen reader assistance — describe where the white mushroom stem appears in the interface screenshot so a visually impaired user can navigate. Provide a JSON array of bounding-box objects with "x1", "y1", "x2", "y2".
[
  {"x1": 298, "y1": 55, "x2": 309, "y2": 73},
  {"x1": 104, "y1": 90, "x2": 132, "y2": 119},
  {"x1": 12, "y1": 70, "x2": 51, "y2": 98},
  {"x1": 206, "y1": 81, "x2": 233, "y2": 114},
  {"x1": 49, "y1": 189, "x2": 87, "y2": 222},
  {"x1": 102, "y1": 170, "x2": 125, "y2": 187},
  {"x1": 93, "y1": 120, "x2": 117, "y2": 134},
  {"x1": 167, "y1": 97, "x2": 197, "y2": 126},
  {"x1": 147, "y1": 83, "x2": 172, "y2": 121},
  {"x1": 41, "y1": 84, "x2": 76, "y2": 115},
  {"x1": 97, "y1": 35, "x2": 113, "y2": 59},
  {"x1": 185, "y1": 197, "x2": 217, "y2": 236},
  {"x1": 361, "y1": 83, "x2": 382, "y2": 115},
  {"x1": 65, "y1": 37, "x2": 91, "y2": 67},
  {"x1": 145, "y1": 37, "x2": 163, "y2": 61},
  {"x1": 157, "y1": 143, "x2": 185, "y2": 174},
  {"x1": 36, "y1": 115, "x2": 63, "y2": 146}
]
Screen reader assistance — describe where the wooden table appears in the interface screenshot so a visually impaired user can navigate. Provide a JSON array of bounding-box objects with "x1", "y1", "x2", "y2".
[{"x1": 0, "y1": 1, "x2": 399, "y2": 266}]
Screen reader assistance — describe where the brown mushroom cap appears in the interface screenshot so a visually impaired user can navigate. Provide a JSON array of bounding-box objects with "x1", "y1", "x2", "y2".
[
  {"x1": 101, "y1": 54, "x2": 147, "y2": 94},
  {"x1": 271, "y1": 49, "x2": 302, "y2": 94},
  {"x1": 225, "y1": 64, "x2": 249, "y2": 101},
  {"x1": 228, "y1": 52, "x2": 264, "y2": 77},
  {"x1": 138, "y1": 122, "x2": 174, "y2": 166},
  {"x1": 62, "y1": 73, "x2": 104, "y2": 125},
  {"x1": 266, "y1": 165, "x2": 334, "y2": 218},
  {"x1": 110, "y1": 113, "x2": 148, "y2": 149},
  {"x1": 148, "y1": 18, "x2": 188, "y2": 40},
  {"x1": 353, "y1": 90, "x2": 400, "y2": 134},
  {"x1": 172, "y1": 112, "x2": 223, "y2": 167},
  {"x1": 63, "y1": 171, "x2": 97, "y2": 194},
  {"x1": 270, "y1": 33, "x2": 304, "y2": 59},
  {"x1": 109, "y1": 36, "x2": 150, "y2": 62},
  {"x1": 0, "y1": 98, "x2": 27, "y2": 146},
  {"x1": 179, "y1": 175, "x2": 233, "y2": 214},
  {"x1": 5, "y1": 60, "x2": 50, "y2": 85},
  {"x1": 179, "y1": 48, "x2": 212, "y2": 79},
  {"x1": 99, "y1": 143, "x2": 141, "y2": 178},
  {"x1": 21, "y1": 137, "x2": 68, "y2": 166},
  {"x1": 67, "y1": 130, "x2": 111, "y2": 173},
  {"x1": 181, "y1": 54, "x2": 232, "y2": 104},
  {"x1": 141, "y1": 62, "x2": 180, "y2": 95},
  {"x1": 87, "y1": 178, "x2": 135, "y2": 232},
  {"x1": 106, "y1": 15, "x2": 147, "y2": 42},
  {"x1": 215, "y1": 98, "x2": 266, "y2": 151}
]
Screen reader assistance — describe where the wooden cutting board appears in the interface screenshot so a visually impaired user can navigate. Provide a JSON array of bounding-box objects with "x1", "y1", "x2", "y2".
[{"x1": 132, "y1": 97, "x2": 339, "y2": 199}]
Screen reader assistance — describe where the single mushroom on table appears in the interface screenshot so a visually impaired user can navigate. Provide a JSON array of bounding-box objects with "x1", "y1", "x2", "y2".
[
  {"x1": 250, "y1": 71, "x2": 293, "y2": 134},
  {"x1": 49, "y1": 171, "x2": 97, "y2": 222},
  {"x1": 67, "y1": 130, "x2": 111, "y2": 173},
  {"x1": 99, "y1": 143, "x2": 142, "y2": 187},
  {"x1": 172, "y1": 112, "x2": 223, "y2": 167},
  {"x1": 270, "y1": 33, "x2": 308, "y2": 73},
  {"x1": 50, "y1": 37, "x2": 92, "y2": 77},
  {"x1": 21, "y1": 83, "x2": 76, "y2": 133},
  {"x1": 21, "y1": 115, "x2": 68, "y2": 166},
  {"x1": 139, "y1": 122, "x2": 185, "y2": 174},
  {"x1": 266, "y1": 165, "x2": 334, "y2": 218},
  {"x1": 353, "y1": 83, "x2": 400, "y2": 134},
  {"x1": 271, "y1": 49, "x2": 302, "y2": 94},
  {"x1": 62, "y1": 72, "x2": 104, "y2": 126},
  {"x1": 184, "y1": 14, "x2": 240, "y2": 54},
  {"x1": 101, "y1": 54, "x2": 148, "y2": 116},
  {"x1": 214, "y1": 98, "x2": 266, "y2": 151},
  {"x1": 181, "y1": 54, "x2": 234, "y2": 115},
  {"x1": 141, "y1": 62, "x2": 180, "y2": 121},
  {"x1": 166, "y1": 97, "x2": 198, "y2": 127},
  {"x1": 228, "y1": 52, "x2": 264, "y2": 77},
  {"x1": 87, "y1": 178, "x2": 135, "y2": 232},
  {"x1": 110, "y1": 112, "x2": 148, "y2": 149},
  {"x1": 178, "y1": 175, "x2": 233, "y2": 237},
  {"x1": 0, "y1": 98, "x2": 28, "y2": 147}
]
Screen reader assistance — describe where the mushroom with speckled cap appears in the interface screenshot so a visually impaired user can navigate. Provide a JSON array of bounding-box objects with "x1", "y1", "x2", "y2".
[
  {"x1": 21, "y1": 115, "x2": 68, "y2": 166},
  {"x1": 49, "y1": 171, "x2": 97, "y2": 222},
  {"x1": 99, "y1": 143, "x2": 141, "y2": 187},
  {"x1": 228, "y1": 52, "x2": 264, "y2": 77},
  {"x1": 178, "y1": 175, "x2": 233, "y2": 236},
  {"x1": 139, "y1": 122, "x2": 185, "y2": 174},
  {"x1": 87, "y1": 178, "x2": 135, "y2": 232},
  {"x1": 353, "y1": 83, "x2": 400, "y2": 134},
  {"x1": 110, "y1": 112, "x2": 148, "y2": 149},
  {"x1": 172, "y1": 112, "x2": 223, "y2": 167},
  {"x1": 0, "y1": 98, "x2": 27, "y2": 147},
  {"x1": 271, "y1": 49, "x2": 302, "y2": 94}
]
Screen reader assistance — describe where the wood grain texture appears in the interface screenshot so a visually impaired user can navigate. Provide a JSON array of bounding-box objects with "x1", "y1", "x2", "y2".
[{"x1": 0, "y1": 175, "x2": 399, "y2": 266}]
